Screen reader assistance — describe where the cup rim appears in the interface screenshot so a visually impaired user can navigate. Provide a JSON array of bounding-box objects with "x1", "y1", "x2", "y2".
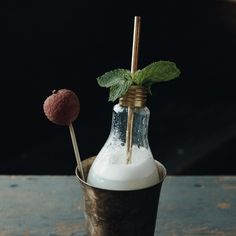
[{"x1": 75, "y1": 158, "x2": 167, "y2": 192}]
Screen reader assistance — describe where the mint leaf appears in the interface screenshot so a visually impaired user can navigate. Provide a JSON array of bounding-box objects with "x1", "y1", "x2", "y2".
[
  {"x1": 133, "y1": 61, "x2": 180, "y2": 85},
  {"x1": 109, "y1": 78, "x2": 133, "y2": 102},
  {"x1": 96, "y1": 61, "x2": 181, "y2": 102},
  {"x1": 97, "y1": 69, "x2": 132, "y2": 87},
  {"x1": 96, "y1": 68, "x2": 133, "y2": 102}
]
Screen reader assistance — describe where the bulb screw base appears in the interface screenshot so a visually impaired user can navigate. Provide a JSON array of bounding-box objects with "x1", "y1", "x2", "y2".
[{"x1": 119, "y1": 85, "x2": 147, "y2": 108}]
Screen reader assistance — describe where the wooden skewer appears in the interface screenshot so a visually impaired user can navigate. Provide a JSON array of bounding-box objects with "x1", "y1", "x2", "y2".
[
  {"x1": 69, "y1": 123, "x2": 85, "y2": 180},
  {"x1": 126, "y1": 16, "x2": 141, "y2": 164}
]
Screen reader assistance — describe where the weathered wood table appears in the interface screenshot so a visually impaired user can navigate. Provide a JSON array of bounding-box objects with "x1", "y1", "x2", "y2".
[{"x1": 0, "y1": 176, "x2": 235, "y2": 236}]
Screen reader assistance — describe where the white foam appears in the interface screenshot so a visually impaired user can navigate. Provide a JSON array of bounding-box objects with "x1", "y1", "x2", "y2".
[{"x1": 87, "y1": 145, "x2": 160, "y2": 190}]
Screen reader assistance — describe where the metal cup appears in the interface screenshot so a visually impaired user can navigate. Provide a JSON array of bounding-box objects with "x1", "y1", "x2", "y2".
[{"x1": 75, "y1": 157, "x2": 166, "y2": 236}]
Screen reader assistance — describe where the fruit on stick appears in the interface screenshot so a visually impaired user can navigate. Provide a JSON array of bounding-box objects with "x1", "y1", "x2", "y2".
[
  {"x1": 43, "y1": 89, "x2": 85, "y2": 180},
  {"x1": 43, "y1": 89, "x2": 80, "y2": 126}
]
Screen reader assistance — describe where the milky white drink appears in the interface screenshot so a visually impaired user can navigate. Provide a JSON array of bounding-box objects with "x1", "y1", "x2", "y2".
[{"x1": 87, "y1": 145, "x2": 159, "y2": 190}]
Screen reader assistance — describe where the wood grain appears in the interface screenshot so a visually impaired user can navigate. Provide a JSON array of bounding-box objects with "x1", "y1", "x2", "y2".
[{"x1": 0, "y1": 176, "x2": 235, "y2": 235}]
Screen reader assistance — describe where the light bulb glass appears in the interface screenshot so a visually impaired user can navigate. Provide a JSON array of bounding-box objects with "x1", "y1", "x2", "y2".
[{"x1": 87, "y1": 103, "x2": 159, "y2": 190}]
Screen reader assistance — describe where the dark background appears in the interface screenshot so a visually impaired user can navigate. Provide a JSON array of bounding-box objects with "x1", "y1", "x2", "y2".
[{"x1": 1, "y1": 0, "x2": 236, "y2": 175}]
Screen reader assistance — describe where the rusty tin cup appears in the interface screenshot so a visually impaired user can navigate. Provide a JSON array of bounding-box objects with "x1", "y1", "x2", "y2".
[{"x1": 76, "y1": 157, "x2": 166, "y2": 236}]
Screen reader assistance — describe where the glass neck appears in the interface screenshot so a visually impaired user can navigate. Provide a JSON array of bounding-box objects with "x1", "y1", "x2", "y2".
[{"x1": 109, "y1": 104, "x2": 150, "y2": 149}]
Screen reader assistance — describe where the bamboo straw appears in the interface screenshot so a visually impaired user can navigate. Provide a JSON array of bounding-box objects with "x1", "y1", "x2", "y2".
[{"x1": 126, "y1": 16, "x2": 141, "y2": 164}]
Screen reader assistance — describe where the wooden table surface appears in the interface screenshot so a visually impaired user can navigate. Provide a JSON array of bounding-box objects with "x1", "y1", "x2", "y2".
[{"x1": 0, "y1": 176, "x2": 235, "y2": 236}]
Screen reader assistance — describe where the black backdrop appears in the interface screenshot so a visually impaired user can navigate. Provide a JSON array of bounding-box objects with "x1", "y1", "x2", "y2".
[{"x1": 1, "y1": 0, "x2": 236, "y2": 174}]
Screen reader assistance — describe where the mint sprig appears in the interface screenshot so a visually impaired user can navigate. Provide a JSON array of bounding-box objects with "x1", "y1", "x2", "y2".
[
  {"x1": 97, "y1": 61, "x2": 180, "y2": 102},
  {"x1": 97, "y1": 69, "x2": 133, "y2": 102}
]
